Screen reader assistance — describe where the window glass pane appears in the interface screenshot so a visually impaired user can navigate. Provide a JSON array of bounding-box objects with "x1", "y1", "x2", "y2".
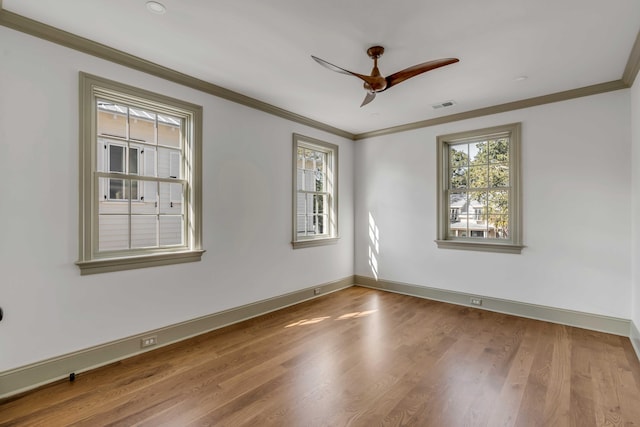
[
  {"x1": 449, "y1": 220, "x2": 467, "y2": 238},
  {"x1": 130, "y1": 180, "x2": 139, "y2": 200},
  {"x1": 105, "y1": 179, "x2": 140, "y2": 202},
  {"x1": 303, "y1": 170, "x2": 315, "y2": 191},
  {"x1": 158, "y1": 114, "x2": 181, "y2": 148},
  {"x1": 109, "y1": 145, "x2": 125, "y2": 173},
  {"x1": 315, "y1": 151, "x2": 325, "y2": 171},
  {"x1": 315, "y1": 171, "x2": 325, "y2": 192},
  {"x1": 298, "y1": 194, "x2": 316, "y2": 235},
  {"x1": 489, "y1": 164, "x2": 509, "y2": 187},
  {"x1": 489, "y1": 214, "x2": 509, "y2": 239},
  {"x1": 468, "y1": 166, "x2": 487, "y2": 189},
  {"x1": 296, "y1": 193, "x2": 306, "y2": 223},
  {"x1": 97, "y1": 101, "x2": 127, "y2": 138},
  {"x1": 141, "y1": 147, "x2": 157, "y2": 178},
  {"x1": 469, "y1": 190, "x2": 487, "y2": 206},
  {"x1": 306, "y1": 215, "x2": 317, "y2": 234},
  {"x1": 129, "y1": 107, "x2": 156, "y2": 143},
  {"x1": 449, "y1": 166, "x2": 467, "y2": 189},
  {"x1": 488, "y1": 190, "x2": 509, "y2": 214},
  {"x1": 159, "y1": 182, "x2": 183, "y2": 214},
  {"x1": 489, "y1": 138, "x2": 510, "y2": 163},
  {"x1": 98, "y1": 214, "x2": 129, "y2": 251},
  {"x1": 159, "y1": 216, "x2": 183, "y2": 246},
  {"x1": 448, "y1": 192, "x2": 467, "y2": 238},
  {"x1": 133, "y1": 180, "x2": 158, "y2": 215},
  {"x1": 313, "y1": 194, "x2": 326, "y2": 215},
  {"x1": 304, "y1": 149, "x2": 314, "y2": 170},
  {"x1": 449, "y1": 144, "x2": 468, "y2": 167},
  {"x1": 158, "y1": 147, "x2": 181, "y2": 179},
  {"x1": 109, "y1": 178, "x2": 126, "y2": 200},
  {"x1": 98, "y1": 177, "x2": 129, "y2": 214},
  {"x1": 470, "y1": 141, "x2": 488, "y2": 165},
  {"x1": 129, "y1": 148, "x2": 139, "y2": 175},
  {"x1": 469, "y1": 191, "x2": 487, "y2": 225},
  {"x1": 296, "y1": 168, "x2": 303, "y2": 191},
  {"x1": 313, "y1": 215, "x2": 328, "y2": 235},
  {"x1": 131, "y1": 215, "x2": 157, "y2": 248},
  {"x1": 448, "y1": 192, "x2": 466, "y2": 218}
]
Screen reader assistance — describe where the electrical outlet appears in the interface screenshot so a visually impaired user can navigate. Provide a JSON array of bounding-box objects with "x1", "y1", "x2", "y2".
[
  {"x1": 140, "y1": 335, "x2": 157, "y2": 348},
  {"x1": 314, "y1": 288, "x2": 321, "y2": 295},
  {"x1": 470, "y1": 297, "x2": 483, "y2": 306}
]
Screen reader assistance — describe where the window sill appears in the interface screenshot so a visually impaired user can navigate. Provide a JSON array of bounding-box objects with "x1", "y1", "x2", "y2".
[
  {"x1": 435, "y1": 240, "x2": 524, "y2": 254},
  {"x1": 76, "y1": 250, "x2": 205, "y2": 275},
  {"x1": 292, "y1": 237, "x2": 339, "y2": 249}
]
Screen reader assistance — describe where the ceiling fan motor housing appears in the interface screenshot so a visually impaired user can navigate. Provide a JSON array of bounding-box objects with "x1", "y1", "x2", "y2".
[{"x1": 367, "y1": 46, "x2": 385, "y2": 59}]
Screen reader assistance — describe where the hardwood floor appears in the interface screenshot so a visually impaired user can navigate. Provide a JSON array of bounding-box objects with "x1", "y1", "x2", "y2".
[{"x1": 2, "y1": 286, "x2": 640, "y2": 426}]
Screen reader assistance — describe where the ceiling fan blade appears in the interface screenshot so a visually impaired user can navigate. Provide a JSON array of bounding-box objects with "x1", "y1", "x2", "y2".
[
  {"x1": 385, "y1": 58, "x2": 459, "y2": 89},
  {"x1": 311, "y1": 55, "x2": 380, "y2": 87},
  {"x1": 360, "y1": 91, "x2": 376, "y2": 107},
  {"x1": 311, "y1": 55, "x2": 354, "y2": 76}
]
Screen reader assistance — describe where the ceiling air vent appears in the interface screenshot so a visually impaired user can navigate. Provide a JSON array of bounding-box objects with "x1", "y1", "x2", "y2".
[{"x1": 432, "y1": 100, "x2": 456, "y2": 110}]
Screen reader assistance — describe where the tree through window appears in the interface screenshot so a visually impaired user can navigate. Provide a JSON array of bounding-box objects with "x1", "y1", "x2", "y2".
[{"x1": 436, "y1": 123, "x2": 523, "y2": 253}]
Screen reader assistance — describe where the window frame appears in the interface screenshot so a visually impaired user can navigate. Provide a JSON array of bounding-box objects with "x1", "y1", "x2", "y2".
[
  {"x1": 435, "y1": 122, "x2": 523, "y2": 254},
  {"x1": 77, "y1": 72, "x2": 204, "y2": 274},
  {"x1": 292, "y1": 133, "x2": 339, "y2": 248}
]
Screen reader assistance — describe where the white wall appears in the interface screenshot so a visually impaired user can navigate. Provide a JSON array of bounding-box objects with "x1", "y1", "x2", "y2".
[
  {"x1": 355, "y1": 90, "x2": 632, "y2": 319},
  {"x1": 0, "y1": 27, "x2": 354, "y2": 372},
  {"x1": 632, "y1": 77, "x2": 640, "y2": 335}
]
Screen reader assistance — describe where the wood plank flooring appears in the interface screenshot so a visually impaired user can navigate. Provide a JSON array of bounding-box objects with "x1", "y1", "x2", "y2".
[{"x1": 2, "y1": 286, "x2": 640, "y2": 426}]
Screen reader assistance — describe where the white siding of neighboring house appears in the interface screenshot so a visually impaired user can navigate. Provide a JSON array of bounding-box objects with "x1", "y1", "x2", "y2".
[{"x1": 97, "y1": 139, "x2": 183, "y2": 250}]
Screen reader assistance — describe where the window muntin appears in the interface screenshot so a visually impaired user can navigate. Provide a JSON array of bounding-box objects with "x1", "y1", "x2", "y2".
[
  {"x1": 78, "y1": 73, "x2": 203, "y2": 274},
  {"x1": 94, "y1": 98, "x2": 185, "y2": 252},
  {"x1": 436, "y1": 123, "x2": 522, "y2": 253},
  {"x1": 292, "y1": 134, "x2": 338, "y2": 248}
]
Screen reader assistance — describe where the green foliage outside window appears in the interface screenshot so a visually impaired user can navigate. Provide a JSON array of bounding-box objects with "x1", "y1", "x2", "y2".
[{"x1": 448, "y1": 138, "x2": 511, "y2": 238}]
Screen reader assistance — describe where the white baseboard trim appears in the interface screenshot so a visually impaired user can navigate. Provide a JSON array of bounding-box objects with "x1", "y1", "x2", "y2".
[
  {"x1": 0, "y1": 276, "x2": 354, "y2": 400},
  {"x1": 355, "y1": 275, "x2": 631, "y2": 337},
  {"x1": 631, "y1": 321, "x2": 640, "y2": 363}
]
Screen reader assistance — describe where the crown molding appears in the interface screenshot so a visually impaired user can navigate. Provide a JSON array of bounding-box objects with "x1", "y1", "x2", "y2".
[
  {"x1": 1, "y1": 7, "x2": 638, "y2": 142},
  {"x1": 0, "y1": 9, "x2": 355, "y2": 140},
  {"x1": 354, "y1": 80, "x2": 628, "y2": 140},
  {"x1": 623, "y1": 30, "x2": 640, "y2": 87}
]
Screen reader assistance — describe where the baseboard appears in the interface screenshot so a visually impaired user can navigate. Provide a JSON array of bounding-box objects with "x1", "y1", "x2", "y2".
[
  {"x1": 0, "y1": 276, "x2": 354, "y2": 399},
  {"x1": 354, "y1": 275, "x2": 631, "y2": 337},
  {"x1": 631, "y1": 321, "x2": 640, "y2": 363}
]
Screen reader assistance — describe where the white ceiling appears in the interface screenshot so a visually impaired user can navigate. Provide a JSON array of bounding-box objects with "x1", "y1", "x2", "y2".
[{"x1": 3, "y1": 0, "x2": 640, "y2": 135}]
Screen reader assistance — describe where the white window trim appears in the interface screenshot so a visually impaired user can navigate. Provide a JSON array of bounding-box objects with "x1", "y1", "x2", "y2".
[
  {"x1": 292, "y1": 133, "x2": 339, "y2": 249},
  {"x1": 435, "y1": 122, "x2": 524, "y2": 254},
  {"x1": 77, "y1": 72, "x2": 204, "y2": 275}
]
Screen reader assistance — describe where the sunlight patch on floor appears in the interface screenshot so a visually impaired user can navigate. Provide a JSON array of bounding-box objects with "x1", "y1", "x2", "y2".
[{"x1": 337, "y1": 310, "x2": 378, "y2": 320}]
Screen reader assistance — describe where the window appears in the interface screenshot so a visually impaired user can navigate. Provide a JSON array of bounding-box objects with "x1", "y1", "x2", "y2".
[
  {"x1": 436, "y1": 123, "x2": 523, "y2": 253},
  {"x1": 77, "y1": 73, "x2": 204, "y2": 274},
  {"x1": 292, "y1": 134, "x2": 338, "y2": 248}
]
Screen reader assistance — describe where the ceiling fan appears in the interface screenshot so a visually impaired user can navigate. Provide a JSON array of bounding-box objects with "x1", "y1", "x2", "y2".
[{"x1": 311, "y1": 46, "x2": 459, "y2": 107}]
